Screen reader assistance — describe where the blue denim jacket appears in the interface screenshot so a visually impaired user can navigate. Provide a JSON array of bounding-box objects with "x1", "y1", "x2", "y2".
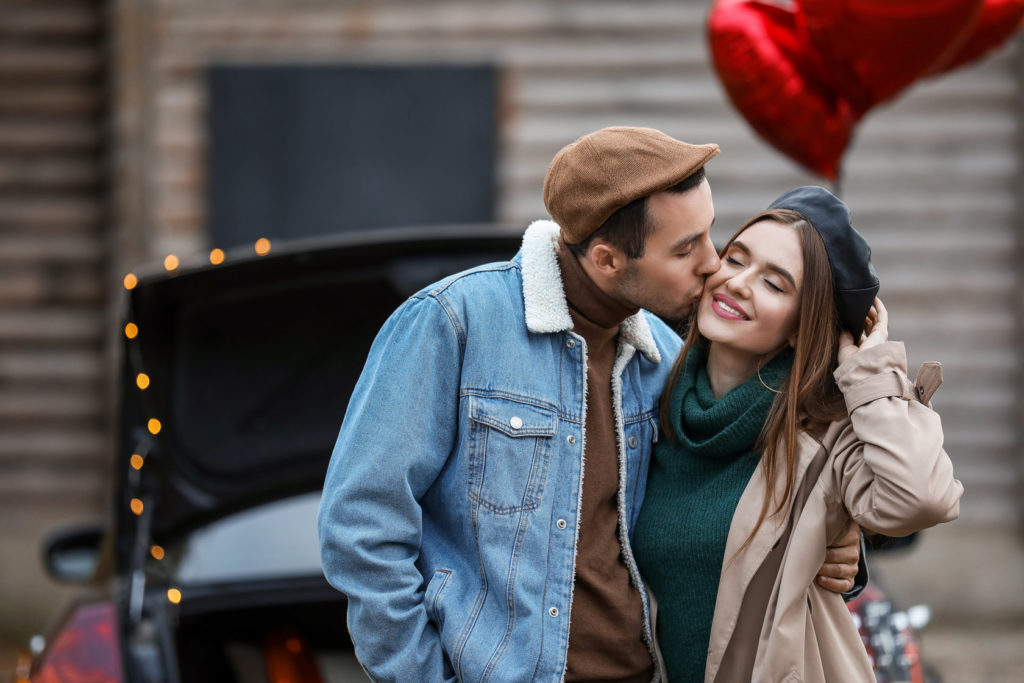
[{"x1": 318, "y1": 221, "x2": 682, "y2": 682}]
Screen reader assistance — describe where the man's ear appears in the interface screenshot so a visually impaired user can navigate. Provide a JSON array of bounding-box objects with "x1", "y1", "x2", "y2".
[{"x1": 587, "y1": 241, "x2": 627, "y2": 278}]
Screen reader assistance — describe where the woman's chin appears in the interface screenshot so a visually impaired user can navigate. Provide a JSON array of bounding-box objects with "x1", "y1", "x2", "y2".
[{"x1": 695, "y1": 309, "x2": 715, "y2": 336}]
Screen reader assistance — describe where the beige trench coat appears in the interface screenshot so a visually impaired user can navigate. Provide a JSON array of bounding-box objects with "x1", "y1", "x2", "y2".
[{"x1": 699, "y1": 341, "x2": 963, "y2": 683}]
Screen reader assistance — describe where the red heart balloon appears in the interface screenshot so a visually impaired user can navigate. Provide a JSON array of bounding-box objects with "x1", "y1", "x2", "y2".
[
  {"x1": 930, "y1": 0, "x2": 1024, "y2": 74},
  {"x1": 709, "y1": 0, "x2": 1024, "y2": 180},
  {"x1": 708, "y1": 0, "x2": 855, "y2": 180},
  {"x1": 796, "y1": 0, "x2": 985, "y2": 115}
]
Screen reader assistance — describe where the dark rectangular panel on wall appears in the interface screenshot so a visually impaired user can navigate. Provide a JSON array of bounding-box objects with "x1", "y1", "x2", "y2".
[{"x1": 207, "y1": 64, "x2": 496, "y2": 247}]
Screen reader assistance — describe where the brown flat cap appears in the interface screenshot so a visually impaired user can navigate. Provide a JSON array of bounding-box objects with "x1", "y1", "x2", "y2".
[{"x1": 543, "y1": 126, "x2": 719, "y2": 244}]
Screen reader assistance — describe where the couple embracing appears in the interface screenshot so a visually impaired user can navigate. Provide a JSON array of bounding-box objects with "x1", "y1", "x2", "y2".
[{"x1": 318, "y1": 127, "x2": 962, "y2": 682}]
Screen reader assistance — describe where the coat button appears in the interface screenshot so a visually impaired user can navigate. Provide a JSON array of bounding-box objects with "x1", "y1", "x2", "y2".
[
  {"x1": 567, "y1": 435, "x2": 576, "y2": 445},
  {"x1": 628, "y1": 435, "x2": 638, "y2": 448},
  {"x1": 549, "y1": 607, "x2": 559, "y2": 617},
  {"x1": 556, "y1": 519, "x2": 567, "y2": 529},
  {"x1": 510, "y1": 416, "x2": 523, "y2": 430},
  {"x1": 566, "y1": 339, "x2": 576, "y2": 348}
]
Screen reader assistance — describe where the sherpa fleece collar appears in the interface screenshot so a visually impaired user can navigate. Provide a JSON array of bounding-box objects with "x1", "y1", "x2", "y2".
[{"x1": 519, "y1": 220, "x2": 662, "y2": 363}]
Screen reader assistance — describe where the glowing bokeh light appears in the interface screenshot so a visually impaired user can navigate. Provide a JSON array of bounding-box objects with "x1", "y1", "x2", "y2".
[
  {"x1": 150, "y1": 545, "x2": 165, "y2": 561},
  {"x1": 130, "y1": 454, "x2": 144, "y2": 470},
  {"x1": 167, "y1": 588, "x2": 181, "y2": 604},
  {"x1": 209, "y1": 248, "x2": 225, "y2": 265},
  {"x1": 124, "y1": 323, "x2": 138, "y2": 339},
  {"x1": 123, "y1": 273, "x2": 138, "y2": 290},
  {"x1": 136, "y1": 373, "x2": 150, "y2": 390},
  {"x1": 164, "y1": 254, "x2": 179, "y2": 271},
  {"x1": 147, "y1": 418, "x2": 161, "y2": 435},
  {"x1": 130, "y1": 498, "x2": 144, "y2": 515},
  {"x1": 255, "y1": 238, "x2": 271, "y2": 256}
]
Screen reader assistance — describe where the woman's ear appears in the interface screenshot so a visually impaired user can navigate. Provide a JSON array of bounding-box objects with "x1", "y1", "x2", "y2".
[{"x1": 787, "y1": 333, "x2": 798, "y2": 349}]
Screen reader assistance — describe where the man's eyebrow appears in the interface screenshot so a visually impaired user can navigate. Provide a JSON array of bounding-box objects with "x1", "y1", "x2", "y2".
[{"x1": 729, "y1": 239, "x2": 797, "y2": 287}]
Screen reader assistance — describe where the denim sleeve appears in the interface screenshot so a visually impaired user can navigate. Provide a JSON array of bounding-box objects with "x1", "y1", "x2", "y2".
[{"x1": 318, "y1": 294, "x2": 461, "y2": 682}]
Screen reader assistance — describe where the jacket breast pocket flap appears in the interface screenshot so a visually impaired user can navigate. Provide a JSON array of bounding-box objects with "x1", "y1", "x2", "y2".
[
  {"x1": 467, "y1": 395, "x2": 557, "y2": 514},
  {"x1": 468, "y1": 396, "x2": 557, "y2": 437}
]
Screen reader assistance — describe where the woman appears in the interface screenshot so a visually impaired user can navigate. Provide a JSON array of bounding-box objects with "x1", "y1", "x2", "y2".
[{"x1": 632, "y1": 186, "x2": 963, "y2": 682}]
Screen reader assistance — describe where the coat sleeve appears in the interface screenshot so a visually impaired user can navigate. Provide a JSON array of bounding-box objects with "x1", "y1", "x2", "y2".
[
  {"x1": 827, "y1": 341, "x2": 963, "y2": 537},
  {"x1": 317, "y1": 293, "x2": 461, "y2": 682}
]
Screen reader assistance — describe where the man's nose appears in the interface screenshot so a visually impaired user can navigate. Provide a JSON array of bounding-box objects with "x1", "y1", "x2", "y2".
[{"x1": 698, "y1": 244, "x2": 721, "y2": 276}]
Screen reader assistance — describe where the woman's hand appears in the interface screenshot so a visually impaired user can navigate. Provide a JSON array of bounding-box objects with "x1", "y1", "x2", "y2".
[{"x1": 837, "y1": 297, "x2": 888, "y2": 364}]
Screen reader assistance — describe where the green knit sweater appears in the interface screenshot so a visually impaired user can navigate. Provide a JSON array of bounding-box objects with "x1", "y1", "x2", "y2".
[{"x1": 633, "y1": 346, "x2": 793, "y2": 682}]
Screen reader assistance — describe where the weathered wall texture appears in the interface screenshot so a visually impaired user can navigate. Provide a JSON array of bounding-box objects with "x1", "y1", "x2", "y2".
[
  {"x1": 2, "y1": 0, "x2": 1021, "y2": 649},
  {"x1": 0, "y1": 0, "x2": 111, "y2": 647}
]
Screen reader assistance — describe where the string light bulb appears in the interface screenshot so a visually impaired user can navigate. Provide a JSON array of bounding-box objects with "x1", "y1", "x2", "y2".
[
  {"x1": 123, "y1": 273, "x2": 138, "y2": 290},
  {"x1": 130, "y1": 498, "x2": 144, "y2": 515},
  {"x1": 130, "y1": 454, "x2": 144, "y2": 470},
  {"x1": 124, "y1": 323, "x2": 138, "y2": 339},
  {"x1": 147, "y1": 418, "x2": 161, "y2": 435},
  {"x1": 254, "y1": 238, "x2": 271, "y2": 256},
  {"x1": 164, "y1": 254, "x2": 179, "y2": 271},
  {"x1": 150, "y1": 545, "x2": 165, "y2": 561},
  {"x1": 209, "y1": 248, "x2": 225, "y2": 265},
  {"x1": 167, "y1": 588, "x2": 181, "y2": 604},
  {"x1": 136, "y1": 373, "x2": 150, "y2": 390}
]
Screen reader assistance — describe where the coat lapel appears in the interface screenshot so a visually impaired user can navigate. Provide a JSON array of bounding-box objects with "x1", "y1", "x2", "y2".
[{"x1": 704, "y1": 430, "x2": 827, "y2": 681}]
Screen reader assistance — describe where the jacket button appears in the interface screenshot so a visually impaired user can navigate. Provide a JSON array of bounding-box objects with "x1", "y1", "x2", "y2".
[
  {"x1": 566, "y1": 339, "x2": 576, "y2": 348},
  {"x1": 549, "y1": 607, "x2": 559, "y2": 617},
  {"x1": 567, "y1": 435, "x2": 576, "y2": 445},
  {"x1": 509, "y1": 416, "x2": 523, "y2": 430},
  {"x1": 628, "y1": 435, "x2": 638, "y2": 448},
  {"x1": 556, "y1": 519, "x2": 567, "y2": 529}
]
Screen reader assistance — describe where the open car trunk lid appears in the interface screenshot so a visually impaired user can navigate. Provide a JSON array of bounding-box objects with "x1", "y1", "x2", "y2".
[{"x1": 115, "y1": 226, "x2": 520, "y2": 567}]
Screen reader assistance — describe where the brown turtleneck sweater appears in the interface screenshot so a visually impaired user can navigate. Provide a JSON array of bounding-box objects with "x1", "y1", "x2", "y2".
[{"x1": 557, "y1": 245, "x2": 654, "y2": 683}]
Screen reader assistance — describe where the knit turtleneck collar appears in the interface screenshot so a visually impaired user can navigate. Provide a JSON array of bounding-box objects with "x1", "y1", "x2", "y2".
[
  {"x1": 556, "y1": 241, "x2": 639, "y2": 331},
  {"x1": 666, "y1": 345, "x2": 794, "y2": 460}
]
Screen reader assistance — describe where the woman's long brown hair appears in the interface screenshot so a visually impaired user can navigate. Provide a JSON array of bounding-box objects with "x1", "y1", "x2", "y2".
[{"x1": 659, "y1": 209, "x2": 849, "y2": 556}]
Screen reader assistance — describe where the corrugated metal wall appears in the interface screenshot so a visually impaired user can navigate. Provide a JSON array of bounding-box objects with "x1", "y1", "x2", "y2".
[{"x1": 121, "y1": 0, "x2": 1020, "y2": 526}]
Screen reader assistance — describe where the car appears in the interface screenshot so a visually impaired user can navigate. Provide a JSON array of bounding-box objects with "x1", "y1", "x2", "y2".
[{"x1": 31, "y1": 226, "x2": 522, "y2": 683}]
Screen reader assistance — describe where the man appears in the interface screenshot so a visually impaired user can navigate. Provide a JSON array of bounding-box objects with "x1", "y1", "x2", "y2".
[{"x1": 318, "y1": 127, "x2": 859, "y2": 681}]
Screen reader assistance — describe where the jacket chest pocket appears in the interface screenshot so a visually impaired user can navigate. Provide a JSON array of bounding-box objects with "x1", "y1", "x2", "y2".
[{"x1": 467, "y1": 395, "x2": 556, "y2": 514}]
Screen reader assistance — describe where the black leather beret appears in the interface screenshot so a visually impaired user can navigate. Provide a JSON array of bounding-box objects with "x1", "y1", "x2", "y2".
[{"x1": 767, "y1": 186, "x2": 879, "y2": 337}]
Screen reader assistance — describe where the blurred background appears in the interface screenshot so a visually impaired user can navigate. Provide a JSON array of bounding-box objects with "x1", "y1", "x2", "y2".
[{"x1": 0, "y1": 0, "x2": 1021, "y2": 680}]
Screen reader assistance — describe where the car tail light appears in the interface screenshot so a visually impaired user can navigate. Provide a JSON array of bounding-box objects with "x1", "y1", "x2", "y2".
[
  {"x1": 264, "y1": 628, "x2": 324, "y2": 683},
  {"x1": 32, "y1": 602, "x2": 124, "y2": 683}
]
